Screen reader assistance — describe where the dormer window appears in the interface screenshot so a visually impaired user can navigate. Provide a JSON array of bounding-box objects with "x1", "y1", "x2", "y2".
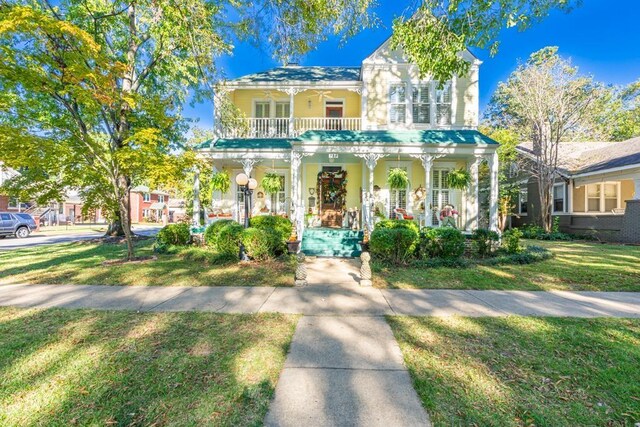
[{"x1": 389, "y1": 83, "x2": 406, "y2": 124}]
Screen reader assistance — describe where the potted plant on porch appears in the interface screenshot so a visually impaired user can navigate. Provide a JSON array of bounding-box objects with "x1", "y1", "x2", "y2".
[{"x1": 286, "y1": 221, "x2": 301, "y2": 254}]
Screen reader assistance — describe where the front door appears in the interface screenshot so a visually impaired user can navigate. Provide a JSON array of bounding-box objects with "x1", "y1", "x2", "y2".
[
  {"x1": 319, "y1": 167, "x2": 346, "y2": 227},
  {"x1": 325, "y1": 103, "x2": 343, "y2": 130}
]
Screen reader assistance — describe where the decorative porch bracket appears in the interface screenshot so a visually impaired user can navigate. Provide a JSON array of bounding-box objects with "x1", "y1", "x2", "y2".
[
  {"x1": 237, "y1": 159, "x2": 259, "y2": 177},
  {"x1": 355, "y1": 153, "x2": 386, "y2": 231},
  {"x1": 411, "y1": 154, "x2": 445, "y2": 227}
]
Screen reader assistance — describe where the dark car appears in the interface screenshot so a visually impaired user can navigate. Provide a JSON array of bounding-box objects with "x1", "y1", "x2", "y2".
[{"x1": 0, "y1": 212, "x2": 37, "y2": 239}]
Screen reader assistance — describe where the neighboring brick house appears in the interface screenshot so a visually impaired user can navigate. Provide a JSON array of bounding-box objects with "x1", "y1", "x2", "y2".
[
  {"x1": 130, "y1": 186, "x2": 170, "y2": 223},
  {"x1": 0, "y1": 163, "x2": 20, "y2": 212},
  {"x1": 512, "y1": 137, "x2": 640, "y2": 243}
]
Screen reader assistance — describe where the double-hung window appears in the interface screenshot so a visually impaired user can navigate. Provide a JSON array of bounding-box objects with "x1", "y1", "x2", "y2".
[
  {"x1": 519, "y1": 188, "x2": 528, "y2": 214},
  {"x1": 143, "y1": 193, "x2": 151, "y2": 202},
  {"x1": 553, "y1": 183, "x2": 566, "y2": 213},
  {"x1": 585, "y1": 183, "x2": 620, "y2": 212},
  {"x1": 158, "y1": 195, "x2": 165, "y2": 203},
  {"x1": 269, "y1": 174, "x2": 287, "y2": 214},
  {"x1": 389, "y1": 84, "x2": 406, "y2": 124},
  {"x1": 435, "y1": 82, "x2": 452, "y2": 125},
  {"x1": 412, "y1": 84, "x2": 430, "y2": 124}
]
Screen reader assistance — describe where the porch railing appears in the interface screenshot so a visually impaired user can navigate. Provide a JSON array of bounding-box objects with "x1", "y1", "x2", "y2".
[{"x1": 220, "y1": 117, "x2": 362, "y2": 139}]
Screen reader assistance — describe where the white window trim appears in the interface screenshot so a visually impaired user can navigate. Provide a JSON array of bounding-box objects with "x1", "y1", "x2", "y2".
[
  {"x1": 252, "y1": 98, "x2": 290, "y2": 119},
  {"x1": 388, "y1": 82, "x2": 408, "y2": 126},
  {"x1": 552, "y1": 182, "x2": 567, "y2": 214},
  {"x1": 518, "y1": 187, "x2": 528, "y2": 216},
  {"x1": 387, "y1": 79, "x2": 455, "y2": 129},
  {"x1": 323, "y1": 98, "x2": 345, "y2": 118},
  {"x1": 583, "y1": 181, "x2": 621, "y2": 213},
  {"x1": 143, "y1": 193, "x2": 151, "y2": 202}
]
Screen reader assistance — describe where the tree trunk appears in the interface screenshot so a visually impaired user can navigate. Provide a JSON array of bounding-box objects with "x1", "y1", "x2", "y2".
[
  {"x1": 114, "y1": 175, "x2": 134, "y2": 260},
  {"x1": 106, "y1": 218, "x2": 125, "y2": 237}
]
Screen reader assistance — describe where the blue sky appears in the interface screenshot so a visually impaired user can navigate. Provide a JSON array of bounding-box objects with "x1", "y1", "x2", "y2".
[{"x1": 184, "y1": 0, "x2": 640, "y2": 129}]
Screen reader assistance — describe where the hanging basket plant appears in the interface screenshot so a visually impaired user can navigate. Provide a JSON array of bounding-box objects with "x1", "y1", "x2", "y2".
[
  {"x1": 446, "y1": 168, "x2": 472, "y2": 190},
  {"x1": 387, "y1": 168, "x2": 409, "y2": 190},
  {"x1": 261, "y1": 172, "x2": 282, "y2": 195},
  {"x1": 210, "y1": 171, "x2": 230, "y2": 194}
]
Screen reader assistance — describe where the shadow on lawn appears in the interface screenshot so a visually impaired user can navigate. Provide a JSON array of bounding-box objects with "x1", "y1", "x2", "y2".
[
  {"x1": 387, "y1": 315, "x2": 640, "y2": 426},
  {"x1": 0, "y1": 241, "x2": 295, "y2": 287},
  {"x1": 0, "y1": 308, "x2": 296, "y2": 426}
]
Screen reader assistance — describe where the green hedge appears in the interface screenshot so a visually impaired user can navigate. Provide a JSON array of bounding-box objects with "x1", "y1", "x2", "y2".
[
  {"x1": 249, "y1": 215, "x2": 292, "y2": 254},
  {"x1": 241, "y1": 227, "x2": 278, "y2": 261},
  {"x1": 156, "y1": 223, "x2": 191, "y2": 246},
  {"x1": 420, "y1": 227, "x2": 465, "y2": 259},
  {"x1": 217, "y1": 223, "x2": 245, "y2": 256},
  {"x1": 375, "y1": 219, "x2": 420, "y2": 234},
  {"x1": 204, "y1": 219, "x2": 236, "y2": 248},
  {"x1": 369, "y1": 226, "x2": 419, "y2": 265},
  {"x1": 501, "y1": 228, "x2": 523, "y2": 254},
  {"x1": 471, "y1": 228, "x2": 500, "y2": 257}
]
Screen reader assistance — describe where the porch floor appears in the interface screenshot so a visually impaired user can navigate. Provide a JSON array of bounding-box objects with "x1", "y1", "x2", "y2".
[{"x1": 301, "y1": 228, "x2": 363, "y2": 258}]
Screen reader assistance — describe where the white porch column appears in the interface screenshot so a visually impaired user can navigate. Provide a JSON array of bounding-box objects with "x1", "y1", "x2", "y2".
[
  {"x1": 412, "y1": 154, "x2": 443, "y2": 227},
  {"x1": 468, "y1": 155, "x2": 482, "y2": 230},
  {"x1": 488, "y1": 151, "x2": 500, "y2": 231},
  {"x1": 284, "y1": 88, "x2": 300, "y2": 136},
  {"x1": 355, "y1": 153, "x2": 386, "y2": 230},
  {"x1": 192, "y1": 167, "x2": 201, "y2": 226},
  {"x1": 290, "y1": 152, "x2": 306, "y2": 240}
]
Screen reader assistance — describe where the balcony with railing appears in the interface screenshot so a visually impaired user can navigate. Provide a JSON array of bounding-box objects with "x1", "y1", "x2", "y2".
[{"x1": 221, "y1": 117, "x2": 362, "y2": 139}]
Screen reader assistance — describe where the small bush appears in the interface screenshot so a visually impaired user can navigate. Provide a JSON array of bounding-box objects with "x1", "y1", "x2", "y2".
[
  {"x1": 501, "y1": 228, "x2": 523, "y2": 254},
  {"x1": 204, "y1": 219, "x2": 236, "y2": 248},
  {"x1": 241, "y1": 227, "x2": 277, "y2": 261},
  {"x1": 249, "y1": 215, "x2": 292, "y2": 253},
  {"x1": 375, "y1": 219, "x2": 420, "y2": 234},
  {"x1": 482, "y1": 245, "x2": 553, "y2": 266},
  {"x1": 472, "y1": 228, "x2": 499, "y2": 257},
  {"x1": 420, "y1": 227, "x2": 465, "y2": 259},
  {"x1": 156, "y1": 223, "x2": 191, "y2": 246},
  {"x1": 370, "y1": 226, "x2": 419, "y2": 265},
  {"x1": 217, "y1": 223, "x2": 245, "y2": 256},
  {"x1": 520, "y1": 224, "x2": 572, "y2": 241}
]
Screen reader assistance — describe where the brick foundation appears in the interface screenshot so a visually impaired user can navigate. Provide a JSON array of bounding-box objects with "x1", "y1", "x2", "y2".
[{"x1": 620, "y1": 200, "x2": 640, "y2": 244}]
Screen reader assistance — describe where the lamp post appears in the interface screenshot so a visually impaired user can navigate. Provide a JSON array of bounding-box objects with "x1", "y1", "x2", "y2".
[{"x1": 235, "y1": 173, "x2": 258, "y2": 260}]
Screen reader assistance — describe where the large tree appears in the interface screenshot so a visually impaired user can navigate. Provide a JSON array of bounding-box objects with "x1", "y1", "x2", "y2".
[
  {"x1": 487, "y1": 47, "x2": 604, "y2": 232},
  {"x1": 0, "y1": 1, "x2": 584, "y2": 259}
]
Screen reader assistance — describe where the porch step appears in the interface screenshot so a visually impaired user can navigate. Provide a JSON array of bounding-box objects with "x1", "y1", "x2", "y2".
[{"x1": 301, "y1": 228, "x2": 363, "y2": 258}]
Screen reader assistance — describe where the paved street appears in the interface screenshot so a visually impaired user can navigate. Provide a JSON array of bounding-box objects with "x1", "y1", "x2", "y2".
[{"x1": 0, "y1": 225, "x2": 160, "y2": 250}]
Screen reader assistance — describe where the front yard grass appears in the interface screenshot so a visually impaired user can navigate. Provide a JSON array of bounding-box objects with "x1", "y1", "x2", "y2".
[
  {"x1": 374, "y1": 240, "x2": 640, "y2": 291},
  {"x1": 388, "y1": 316, "x2": 640, "y2": 426},
  {"x1": 0, "y1": 240, "x2": 295, "y2": 287},
  {"x1": 0, "y1": 307, "x2": 298, "y2": 426}
]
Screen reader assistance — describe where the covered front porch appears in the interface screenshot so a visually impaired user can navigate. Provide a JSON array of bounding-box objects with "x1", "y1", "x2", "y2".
[{"x1": 194, "y1": 130, "x2": 500, "y2": 249}]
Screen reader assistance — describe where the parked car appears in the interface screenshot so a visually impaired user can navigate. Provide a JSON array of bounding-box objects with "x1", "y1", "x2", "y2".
[{"x1": 0, "y1": 212, "x2": 37, "y2": 239}]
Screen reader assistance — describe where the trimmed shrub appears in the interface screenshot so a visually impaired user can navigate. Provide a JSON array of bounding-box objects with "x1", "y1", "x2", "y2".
[
  {"x1": 249, "y1": 215, "x2": 292, "y2": 253},
  {"x1": 370, "y1": 226, "x2": 419, "y2": 265},
  {"x1": 217, "y1": 223, "x2": 245, "y2": 256},
  {"x1": 420, "y1": 227, "x2": 465, "y2": 259},
  {"x1": 204, "y1": 219, "x2": 236, "y2": 248},
  {"x1": 471, "y1": 228, "x2": 499, "y2": 257},
  {"x1": 241, "y1": 227, "x2": 277, "y2": 261},
  {"x1": 520, "y1": 224, "x2": 572, "y2": 241},
  {"x1": 375, "y1": 219, "x2": 420, "y2": 234},
  {"x1": 481, "y1": 245, "x2": 553, "y2": 266},
  {"x1": 156, "y1": 223, "x2": 191, "y2": 246},
  {"x1": 501, "y1": 228, "x2": 523, "y2": 253}
]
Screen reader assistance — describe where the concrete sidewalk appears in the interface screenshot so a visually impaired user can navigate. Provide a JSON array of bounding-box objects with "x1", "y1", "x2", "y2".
[
  {"x1": 264, "y1": 316, "x2": 430, "y2": 426},
  {"x1": 0, "y1": 283, "x2": 638, "y2": 317}
]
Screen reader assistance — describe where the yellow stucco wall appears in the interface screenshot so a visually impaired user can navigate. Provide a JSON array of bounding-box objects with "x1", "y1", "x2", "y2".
[
  {"x1": 621, "y1": 179, "x2": 635, "y2": 205},
  {"x1": 230, "y1": 89, "x2": 361, "y2": 118}
]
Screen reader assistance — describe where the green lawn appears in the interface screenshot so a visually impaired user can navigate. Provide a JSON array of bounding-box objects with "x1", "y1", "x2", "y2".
[
  {"x1": 0, "y1": 307, "x2": 298, "y2": 426},
  {"x1": 388, "y1": 316, "x2": 640, "y2": 427},
  {"x1": 374, "y1": 240, "x2": 640, "y2": 291},
  {"x1": 0, "y1": 240, "x2": 295, "y2": 287}
]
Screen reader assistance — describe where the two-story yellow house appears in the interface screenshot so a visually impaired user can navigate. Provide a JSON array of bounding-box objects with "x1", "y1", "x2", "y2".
[{"x1": 195, "y1": 36, "x2": 500, "y2": 256}]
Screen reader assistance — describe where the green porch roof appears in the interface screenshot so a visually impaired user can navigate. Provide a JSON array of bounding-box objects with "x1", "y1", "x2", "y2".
[
  {"x1": 195, "y1": 138, "x2": 294, "y2": 150},
  {"x1": 195, "y1": 130, "x2": 498, "y2": 151},
  {"x1": 297, "y1": 130, "x2": 498, "y2": 145}
]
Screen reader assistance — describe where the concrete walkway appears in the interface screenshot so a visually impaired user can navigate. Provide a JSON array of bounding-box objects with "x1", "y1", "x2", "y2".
[
  {"x1": 264, "y1": 316, "x2": 430, "y2": 426},
  {"x1": 1, "y1": 283, "x2": 639, "y2": 317}
]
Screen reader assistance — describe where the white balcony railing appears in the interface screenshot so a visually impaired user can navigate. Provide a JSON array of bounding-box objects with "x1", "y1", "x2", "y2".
[{"x1": 221, "y1": 117, "x2": 362, "y2": 139}]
